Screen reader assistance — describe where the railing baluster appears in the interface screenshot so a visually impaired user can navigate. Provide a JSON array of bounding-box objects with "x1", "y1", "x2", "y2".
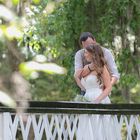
[
  {"x1": 0, "y1": 113, "x2": 3, "y2": 140},
  {"x1": 3, "y1": 113, "x2": 11, "y2": 140}
]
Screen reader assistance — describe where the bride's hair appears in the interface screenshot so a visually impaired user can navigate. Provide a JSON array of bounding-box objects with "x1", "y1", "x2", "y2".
[{"x1": 85, "y1": 43, "x2": 107, "y2": 83}]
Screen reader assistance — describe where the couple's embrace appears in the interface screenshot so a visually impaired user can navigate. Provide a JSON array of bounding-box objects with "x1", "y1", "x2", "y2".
[
  {"x1": 74, "y1": 32, "x2": 120, "y2": 104},
  {"x1": 74, "y1": 32, "x2": 120, "y2": 140}
]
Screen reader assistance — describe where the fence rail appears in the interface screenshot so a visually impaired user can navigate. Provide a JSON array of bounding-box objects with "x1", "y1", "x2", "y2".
[{"x1": 0, "y1": 101, "x2": 140, "y2": 114}]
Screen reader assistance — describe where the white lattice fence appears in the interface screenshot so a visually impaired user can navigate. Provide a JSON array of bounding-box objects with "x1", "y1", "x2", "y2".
[
  {"x1": 2, "y1": 113, "x2": 79, "y2": 140},
  {"x1": 1, "y1": 113, "x2": 140, "y2": 140}
]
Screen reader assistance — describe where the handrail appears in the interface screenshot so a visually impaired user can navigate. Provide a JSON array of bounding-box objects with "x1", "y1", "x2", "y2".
[{"x1": 0, "y1": 101, "x2": 140, "y2": 115}]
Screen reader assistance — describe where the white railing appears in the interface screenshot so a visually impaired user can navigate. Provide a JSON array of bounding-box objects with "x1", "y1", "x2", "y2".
[{"x1": 0, "y1": 101, "x2": 140, "y2": 140}]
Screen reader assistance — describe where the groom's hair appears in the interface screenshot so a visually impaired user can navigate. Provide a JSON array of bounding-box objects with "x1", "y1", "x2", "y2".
[{"x1": 79, "y1": 32, "x2": 95, "y2": 45}]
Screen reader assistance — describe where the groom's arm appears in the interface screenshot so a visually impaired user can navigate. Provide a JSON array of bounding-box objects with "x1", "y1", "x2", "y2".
[
  {"x1": 74, "y1": 50, "x2": 92, "y2": 77},
  {"x1": 74, "y1": 70, "x2": 86, "y2": 91},
  {"x1": 104, "y1": 49, "x2": 120, "y2": 85},
  {"x1": 74, "y1": 50, "x2": 86, "y2": 91}
]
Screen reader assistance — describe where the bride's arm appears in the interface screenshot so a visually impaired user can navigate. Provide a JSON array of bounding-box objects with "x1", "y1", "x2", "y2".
[{"x1": 94, "y1": 66, "x2": 112, "y2": 103}]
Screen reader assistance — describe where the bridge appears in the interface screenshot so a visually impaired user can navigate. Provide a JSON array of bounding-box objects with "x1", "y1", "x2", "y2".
[{"x1": 0, "y1": 101, "x2": 140, "y2": 139}]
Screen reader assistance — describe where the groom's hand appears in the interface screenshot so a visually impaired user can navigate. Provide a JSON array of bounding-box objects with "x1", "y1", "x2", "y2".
[
  {"x1": 81, "y1": 64, "x2": 94, "y2": 77},
  {"x1": 80, "y1": 65, "x2": 90, "y2": 77}
]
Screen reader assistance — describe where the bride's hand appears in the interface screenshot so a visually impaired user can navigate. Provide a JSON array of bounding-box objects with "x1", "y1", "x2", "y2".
[{"x1": 93, "y1": 99, "x2": 100, "y2": 104}]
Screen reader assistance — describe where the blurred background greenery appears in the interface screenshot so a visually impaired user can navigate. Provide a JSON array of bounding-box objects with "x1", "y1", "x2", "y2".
[{"x1": 0, "y1": 0, "x2": 140, "y2": 104}]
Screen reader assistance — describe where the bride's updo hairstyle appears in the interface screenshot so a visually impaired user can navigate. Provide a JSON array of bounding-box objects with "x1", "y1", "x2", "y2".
[{"x1": 85, "y1": 43, "x2": 107, "y2": 82}]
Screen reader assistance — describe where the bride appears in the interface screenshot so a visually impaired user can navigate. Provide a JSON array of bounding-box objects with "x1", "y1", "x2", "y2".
[
  {"x1": 80, "y1": 43, "x2": 111, "y2": 103},
  {"x1": 76, "y1": 44, "x2": 115, "y2": 140}
]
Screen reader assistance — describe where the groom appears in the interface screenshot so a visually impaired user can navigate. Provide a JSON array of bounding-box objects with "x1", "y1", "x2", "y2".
[{"x1": 74, "y1": 32, "x2": 120, "y2": 95}]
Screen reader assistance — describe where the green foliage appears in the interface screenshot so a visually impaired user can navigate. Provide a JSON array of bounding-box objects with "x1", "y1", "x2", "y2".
[
  {"x1": 19, "y1": 0, "x2": 87, "y2": 101},
  {"x1": 0, "y1": 0, "x2": 140, "y2": 103}
]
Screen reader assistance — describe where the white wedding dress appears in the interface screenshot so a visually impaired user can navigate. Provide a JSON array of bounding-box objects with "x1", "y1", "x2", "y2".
[
  {"x1": 81, "y1": 74, "x2": 110, "y2": 103},
  {"x1": 76, "y1": 74, "x2": 117, "y2": 140}
]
